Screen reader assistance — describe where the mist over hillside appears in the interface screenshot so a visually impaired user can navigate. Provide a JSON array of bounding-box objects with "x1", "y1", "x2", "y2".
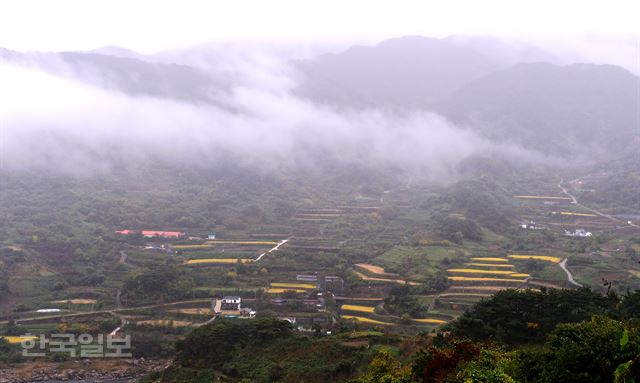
[
  {"x1": 2, "y1": 3, "x2": 640, "y2": 379},
  {"x1": 1, "y1": 36, "x2": 637, "y2": 179}
]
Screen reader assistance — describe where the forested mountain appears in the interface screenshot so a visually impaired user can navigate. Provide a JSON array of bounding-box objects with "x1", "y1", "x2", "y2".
[
  {"x1": 294, "y1": 36, "x2": 501, "y2": 108},
  {"x1": 437, "y1": 62, "x2": 640, "y2": 157},
  {"x1": 0, "y1": 47, "x2": 229, "y2": 104}
]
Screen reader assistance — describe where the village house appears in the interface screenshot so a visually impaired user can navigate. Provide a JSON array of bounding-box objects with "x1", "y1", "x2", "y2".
[
  {"x1": 565, "y1": 228, "x2": 593, "y2": 237},
  {"x1": 220, "y1": 296, "x2": 242, "y2": 311}
]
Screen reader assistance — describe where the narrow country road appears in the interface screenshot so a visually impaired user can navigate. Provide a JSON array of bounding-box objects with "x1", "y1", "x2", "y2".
[
  {"x1": 558, "y1": 178, "x2": 638, "y2": 228},
  {"x1": 0, "y1": 298, "x2": 213, "y2": 326},
  {"x1": 559, "y1": 258, "x2": 582, "y2": 287},
  {"x1": 255, "y1": 239, "x2": 289, "y2": 262}
]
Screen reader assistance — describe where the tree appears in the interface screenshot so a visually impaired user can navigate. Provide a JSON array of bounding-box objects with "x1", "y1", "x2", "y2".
[
  {"x1": 513, "y1": 316, "x2": 640, "y2": 382},
  {"x1": 349, "y1": 349, "x2": 412, "y2": 383}
]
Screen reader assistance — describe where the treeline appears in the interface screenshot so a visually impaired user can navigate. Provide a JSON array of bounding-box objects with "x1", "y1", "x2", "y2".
[
  {"x1": 448, "y1": 287, "x2": 639, "y2": 344},
  {"x1": 352, "y1": 288, "x2": 640, "y2": 383},
  {"x1": 352, "y1": 315, "x2": 639, "y2": 382},
  {"x1": 153, "y1": 318, "x2": 374, "y2": 383}
]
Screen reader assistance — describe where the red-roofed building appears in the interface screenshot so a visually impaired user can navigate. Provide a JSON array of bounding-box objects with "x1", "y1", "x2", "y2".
[{"x1": 116, "y1": 230, "x2": 186, "y2": 238}]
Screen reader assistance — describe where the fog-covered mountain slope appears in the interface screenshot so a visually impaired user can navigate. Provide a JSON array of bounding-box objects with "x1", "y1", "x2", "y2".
[
  {"x1": 437, "y1": 62, "x2": 640, "y2": 156},
  {"x1": 293, "y1": 36, "x2": 502, "y2": 108},
  {"x1": 0, "y1": 47, "x2": 230, "y2": 104}
]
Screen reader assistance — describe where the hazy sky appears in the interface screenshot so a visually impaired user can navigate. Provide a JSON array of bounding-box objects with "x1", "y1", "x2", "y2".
[{"x1": 1, "y1": 0, "x2": 638, "y2": 53}]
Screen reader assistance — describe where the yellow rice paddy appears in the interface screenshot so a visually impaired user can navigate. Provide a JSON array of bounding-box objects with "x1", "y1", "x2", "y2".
[
  {"x1": 267, "y1": 288, "x2": 306, "y2": 294},
  {"x1": 465, "y1": 263, "x2": 515, "y2": 268},
  {"x1": 508, "y1": 255, "x2": 561, "y2": 263},
  {"x1": 270, "y1": 282, "x2": 316, "y2": 289},
  {"x1": 341, "y1": 304, "x2": 376, "y2": 313},
  {"x1": 448, "y1": 276, "x2": 527, "y2": 283},
  {"x1": 560, "y1": 211, "x2": 597, "y2": 217},
  {"x1": 2, "y1": 336, "x2": 37, "y2": 344},
  {"x1": 185, "y1": 258, "x2": 253, "y2": 264},
  {"x1": 448, "y1": 268, "x2": 515, "y2": 275},
  {"x1": 342, "y1": 315, "x2": 393, "y2": 325},
  {"x1": 413, "y1": 318, "x2": 447, "y2": 324},
  {"x1": 470, "y1": 257, "x2": 509, "y2": 262}
]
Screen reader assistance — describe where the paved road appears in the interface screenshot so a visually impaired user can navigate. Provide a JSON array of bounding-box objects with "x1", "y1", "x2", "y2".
[
  {"x1": 558, "y1": 178, "x2": 638, "y2": 228},
  {"x1": 255, "y1": 239, "x2": 289, "y2": 261},
  {"x1": 559, "y1": 258, "x2": 583, "y2": 287}
]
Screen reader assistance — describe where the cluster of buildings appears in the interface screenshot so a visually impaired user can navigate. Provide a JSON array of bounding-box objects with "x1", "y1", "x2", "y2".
[
  {"x1": 213, "y1": 296, "x2": 256, "y2": 319},
  {"x1": 520, "y1": 221, "x2": 544, "y2": 230},
  {"x1": 116, "y1": 229, "x2": 187, "y2": 238},
  {"x1": 565, "y1": 228, "x2": 593, "y2": 237}
]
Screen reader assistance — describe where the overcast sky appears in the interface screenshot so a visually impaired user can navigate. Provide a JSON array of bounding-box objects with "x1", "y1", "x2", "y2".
[{"x1": 0, "y1": 0, "x2": 638, "y2": 53}]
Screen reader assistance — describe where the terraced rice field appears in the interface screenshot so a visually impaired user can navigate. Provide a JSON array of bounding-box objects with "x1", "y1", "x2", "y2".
[
  {"x1": 137, "y1": 320, "x2": 192, "y2": 327},
  {"x1": 206, "y1": 240, "x2": 278, "y2": 245},
  {"x1": 173, "y1": 241, "x2": 279, "y2": 250},
  {"x1": 342, "y1": 315, "x2": 393, "y2": 325},
  {"x1": 447, "y1": 268, "x2": 520, "y2": 275},
  {"x1": 465, "y1": 263, "x2": 515, "y2": 268},
  {"x1": 412, "y1": 318, "x2": 447, "y2": 324},
  {"x1": 559, "y1": 211, "x2": 597, "y2": 217},
  {"x1": 1, "y1": 335, "x2": 37, "y2": 344},
  {"x1": 172, "y1": 244, "x2": 216, "y2": 250},
  {"x1": 355, "y1": 263, "x2": 387, "y2": 275},
  {"x1": 439, "y1": 293, "x2": 491, "y2": 298},
  {"x1": 470, "y1": 257, "x2": 509, "y2": 262},
  {"x1": 508, "y1": 255, "x2": 561, "y2": 263},
  {"x1": 447, "y1": 276, "x2": 527, "y2": 283},
  {"x1": 270, "y1": 282, "x2": 316, "y2": 289},
  {"x1": 266, "y1": 288, "x2": 307, "y2": 293},
  {"x1": 172, "y1": 308, "x2": 212, "y2": 315},
  {"x1": 51, "y1": 299, "x2": 97, "y2": 304},
  {"x1": 449, "y1": 285, "x2": 509, "y2": 291},
  {"x1": 353, "y1": 270, "x2": 420, "y2": 285},
  {"x1": 185, "y1": 258, "x2": 253, "y2": 264},
  {"x1": 341, "y1": 304, "x2": 376, "y2": 313}
]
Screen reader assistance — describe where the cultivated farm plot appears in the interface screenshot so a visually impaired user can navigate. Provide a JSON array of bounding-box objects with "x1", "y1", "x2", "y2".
[
  {"x1": 270, "y1": 282, "x2": 316, "y2": 289},
  {"x1": 341, "y1": 304, "x2": 376, "y2": 313},
  {"x1": 508, "y1": 254, "x2": 561, "y2": 263},
  {"x1": 267, "y1": 282, "x2": 317, "y2": 294},
  {"x1": 341, "y1": 315, "x2": 393, "y2": 326},
  {"x1": 1, "y1": 335, "x2": 38, "y2": 344},
  {"x1": 447, "y1": 276, "x2": 527, "y2": 283},
  {"x1": 136, "y1": 319, "x2": 192, "y2": 327},
  {"x1": 447, "y1": 268, "x2": 529, "y2": 277},
  {"x1": 176, "y1": 238, "x2": 287, "y2": 265}
]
